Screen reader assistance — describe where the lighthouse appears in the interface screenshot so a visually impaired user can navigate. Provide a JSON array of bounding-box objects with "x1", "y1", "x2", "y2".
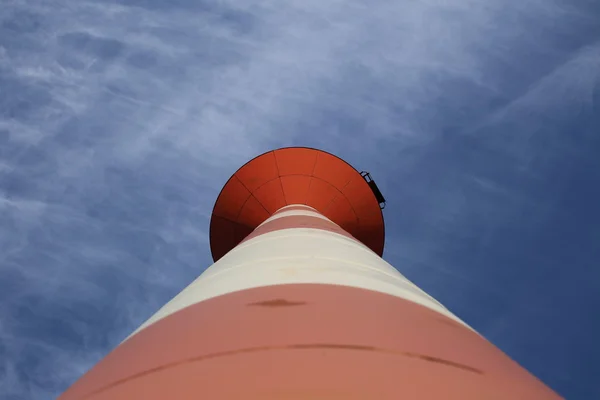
[{"x1": 59, "y1": 147, "x2": 561, "y2": 399}]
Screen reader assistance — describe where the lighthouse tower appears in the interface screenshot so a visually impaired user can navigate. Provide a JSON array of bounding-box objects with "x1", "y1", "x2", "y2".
[{"x1": 59, "y1": 147, "x2": 561, "y2": 399}]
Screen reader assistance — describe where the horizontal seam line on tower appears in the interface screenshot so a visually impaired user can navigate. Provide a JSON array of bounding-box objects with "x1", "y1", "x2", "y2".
[{"x1": 80, "y1": 344, "x2": 482, "y2": 399}]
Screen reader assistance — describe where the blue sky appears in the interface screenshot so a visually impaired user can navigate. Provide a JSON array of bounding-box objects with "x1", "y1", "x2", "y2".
[{"x1": 1, "y1": 0, "x2": 599, "y2": 398}]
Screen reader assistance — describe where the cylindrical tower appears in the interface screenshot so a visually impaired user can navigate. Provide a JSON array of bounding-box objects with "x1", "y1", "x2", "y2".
[{"x1": 59, "y1": 147, "x2": 561, "y2": 399}]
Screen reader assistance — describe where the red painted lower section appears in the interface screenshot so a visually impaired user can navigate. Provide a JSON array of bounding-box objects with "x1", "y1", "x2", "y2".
[
  {"x1": 59, "y1": 284, "x2": 561, "y2": 400},
  {"x1": 240, "y1": 214, "x2": 357, "y2": 245}
]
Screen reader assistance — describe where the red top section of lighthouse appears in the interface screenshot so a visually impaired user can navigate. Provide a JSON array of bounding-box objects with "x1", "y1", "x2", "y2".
[{"x1": 209, "y1": 147, "x2": 385, "y2": 261}]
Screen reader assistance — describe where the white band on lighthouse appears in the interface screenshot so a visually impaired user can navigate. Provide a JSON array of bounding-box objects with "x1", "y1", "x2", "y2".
[{"x1": 127, "y1": 205, "x2": 461, "y2": 340}]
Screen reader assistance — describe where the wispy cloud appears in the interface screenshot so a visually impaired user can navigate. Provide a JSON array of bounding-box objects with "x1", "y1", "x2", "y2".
[{"x1": 1, "y1": 0, "x2": 599, "y2": 398}]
